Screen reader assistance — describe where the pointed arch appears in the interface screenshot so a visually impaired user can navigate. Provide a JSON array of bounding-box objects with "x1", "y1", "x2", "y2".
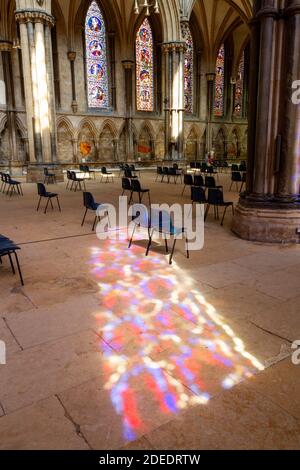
[{"x1": 99, "y1": 119, "x2": 118, "y2": 139}]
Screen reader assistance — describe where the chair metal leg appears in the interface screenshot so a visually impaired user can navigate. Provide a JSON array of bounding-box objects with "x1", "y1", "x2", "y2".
[
  {"x1": 37, "y1": 196, "x2": 42, "y2": 212},
  {"x1": 221, "y1": 207, "x2": 228, "y2": 226},
  {"x1": 128, "y1": 224, "x2": 137, "y2": 248},
  {"x1": 169, "y1": 239, "x2": 177, "y2": 265},
  {"x1": 57, "y1": 196, "x2": 61, "y2": 212},
  {"x1": 204, "y1": 205, "x2": 210, "y2": 221},
  {"x1": 8, "y1": 252, "x2": 15, "y2": 274},
  {"x1": 165, "y1": 236, "x2": 169, "y2": 253},
  {"x1": 185, "y1": 232, "x2": 190, "y2": 259},
  {"x1": 81, "y1": 208, "x2": 88, "y2": 226},
  {"x1": 182, "y1": 185, "x2": 186, "y2": 196},
  {"x1": 44, "y1": 198, "x2": 50, "y2": 214},
  {"x1": 50, "y1": 198, "x2": 54, "y2": 210},
  {"x1": 14, "y1": 251, "x2": 24, "y2": 286}
]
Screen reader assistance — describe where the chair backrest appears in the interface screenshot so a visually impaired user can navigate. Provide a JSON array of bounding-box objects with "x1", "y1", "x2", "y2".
[
  {"x1": 231, "y1": 171, "x2": 242, "y2": 182},
  {"x1": 131, "y1": 179, "x2": 142, "y2": 192},
  {"x1": 163, "y1": 167, "x2": 169, "y2": 175},
  {"x1": 239, "y1": 164, "x2": 247, "y2": 172},
  {"x1": 71, "y1": 171, "x2": 77, "y2": 181},
  {"x1": 205, "y1": 176, "x2": 217, "y2": 188},
  {"x1": 190, "y1": 162, "x2": 196, "y2": 169},
  {"x1": 173, "y1": 163, "x2": 179, "y2": 170},
  {"x1": 169, "y1": 168, "x2": 176, "y2": 176},
  {"x1": 232, "y1": 164, "x2": 239, "y2": 172},
  {"x1": 83, "y1": 192, "x2": 95, "y2": 209},
  {"x1": 122, "y1": 177, "x2": 132, "y2": 191},
  {"x1": 44, "y1": 168, "x2": 49, "y2": 176},
  {"x1": 194, "y1": 175, "x2": 204, "y2": 187},
  {"x1": 184, "y1": 174, "x2": 193, "y2": 185},
  {"x1": 101, "y1": 167, "x2": 107, "y2": 174},
  {"x1": 37, "y1": 183, "x2": 46, "y2": 197},
  {"x1": 157, "y1": 166, "x2": 163, "y2": 175},
  {"x1": 6, "y1": 174, "x2": 11, "y2": 183},
  {"x1": 208, "y1": 188, "x2": 224, "y2": 205},
  {"x1": 191, "y1": 186, "x2": 206, "y2": 203},
  {"x1": 242, "y1": 172, "x2": 247, "y2": 182},
  {"x1": 150, "y1": 209, "x2": 174, "y2": 234},
  {"x1": 125, "y1": 169, "x2": 133, "y2": 178},
  {"x1": 130, "y1": 165, "x2": 135, "y2": 171}
]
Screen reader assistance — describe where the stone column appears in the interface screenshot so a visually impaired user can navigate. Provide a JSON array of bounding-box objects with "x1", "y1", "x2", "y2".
[
  {"x1": 15, "y1": 4, "x2": 57, "y2": 181},
  {"x1": 206, "y1": 73, "x2": 215, "y2": 155},
  {"x1": 162, "y1": 42, "x2": 185, "y2": 161},
  {"x1": 232, "y1": 0, "x2": 300, "y2": 243},
  {"x1": 276, "y1": 0, "x2": 300, "y2": 202},
  {"x1": 67, "y1": 51, "x2": 78, "y2": 114},
  {"x1": 0, "y1": 41, "x2": 20, "y2": 173},
  {"x1": 122, "y1": 60, "x2": 134, "y2": 161}
]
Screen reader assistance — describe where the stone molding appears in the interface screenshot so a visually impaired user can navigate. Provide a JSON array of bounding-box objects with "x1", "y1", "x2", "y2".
[{"x1": 15, "y1": 9, "x2": 55, "y2": 27}]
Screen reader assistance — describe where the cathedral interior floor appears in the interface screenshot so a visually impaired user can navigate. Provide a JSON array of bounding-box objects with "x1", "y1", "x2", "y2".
[{"x1": 0, "y1": 171, "x2": 300, "y2": 450}]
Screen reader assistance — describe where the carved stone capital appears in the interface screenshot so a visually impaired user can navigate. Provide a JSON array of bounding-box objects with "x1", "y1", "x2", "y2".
[
  {"x1": 0, "y1": 40, "x2": 13, "y2": 52},
  {"x1": 162, "y1": 41, "x2": 186, "y2": 54},
  {"x1": 15, "y1": 9, "x2": 55, "y2": 27}
]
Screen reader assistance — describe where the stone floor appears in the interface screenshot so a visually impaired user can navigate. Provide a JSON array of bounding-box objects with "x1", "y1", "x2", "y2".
[{"x1": 0, "y1": 171, "x2": 300, "y2": 450}]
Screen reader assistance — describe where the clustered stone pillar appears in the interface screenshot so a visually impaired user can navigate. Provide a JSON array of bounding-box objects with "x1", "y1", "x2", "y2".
[
  {"x1": 15, "y1": 3, "x2": 58, "y2": 181},
  {"x1": 162, "y1": 42, "x2": 185, "y2": 161},
  {"x1": 232, "y1": 0, "x2": 300, "y2": 243},
  {"x1": 0, "y1": 40, "x2": 19, "y2": 174}
]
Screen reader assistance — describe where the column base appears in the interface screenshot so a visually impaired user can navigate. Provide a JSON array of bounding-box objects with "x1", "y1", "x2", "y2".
[
  {"x1": 26, "y1": 164, "x2": 64, "y2": 183},
  {"x1": 10, "y1": 161, "x2": 24, "y2": 177},
  {"x1": 232, "y1": 200, "x2": 300, "y2": 244}
]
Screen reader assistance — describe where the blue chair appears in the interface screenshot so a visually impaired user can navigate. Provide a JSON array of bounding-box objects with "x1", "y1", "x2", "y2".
[
  {"x1": 230, "y1": 171, "x2": 242, "y2": 192},
  {"x1": 182, "y1": 174, "x2": 193, "y2": 196},
  {"x1": 0, "y1": 235, "x2": 24, "y2": 285},
  {"x1": 129, "y1": 208, "x2": 189, "y2": 265},
  {"x1": 36, "y1": 183, "x2": 61, "y2": 214},
  {"x1": 101, "y1": 167, "x2": 114, "y2": 183},
  {"x1": 130, "y1": 179, "x2": 151, "y2": 205},
  {"x1": 44, "y1": 167, "x2": 56, "y2": 184},
  {"x1": 81, "y1": 192, "x2": 110, "y2": 232},
  {"x1": 71, "y1": 171, "x2": 86, "y2": 192},
  {"x1": 205, "y1": 188, "x2": 234, "y2": 226}
]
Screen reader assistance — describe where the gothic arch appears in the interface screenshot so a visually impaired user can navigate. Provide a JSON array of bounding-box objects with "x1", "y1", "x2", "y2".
[
  {"x1": 56, "y1": 116, "x2": 75, "y2": 139},
  {"x1": 99, "y1": 119, "x2": 118, "y2": 138},
  {"x1": 57, "y1": 120, "x2": 74, "y2": 163}
]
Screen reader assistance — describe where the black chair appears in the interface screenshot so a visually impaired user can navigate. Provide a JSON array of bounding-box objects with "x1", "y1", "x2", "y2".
[
  {"x1": 124, "y1": 169, "x2": 138, "y2": 180},
  {"x1": 81, "y1": 192, "x2": 107, "y2": 231},
  {"x1": 205, "y1": 188, "x2": 234, "y2": 226},
  {"x1": 36, "y1": 183, "x2": 61, "y2": 214},
  {"x1": 191, "y1": 186, "x2": 207, "y2": 207},
  {"x1": 0, "y1": 235, "x2": 24, "y2": 286},
  {"x1": 44, "y1": 167, "x2": 56, "y2": 184},
  {"x1": 231, "y1": 164, "x2": 239, "y2": 172},
  {"x1": 205, "y1": 176, "x2": 223, "y2": 191},
  {"x1": 71, "y1": 171, "x2": 86, "y2": 192},
  {"x1": 240, "y1": 172, "x2": 247, "y2": 192},
  {"x1": 5, "y1": 174, "x2": 23, "y2": 196},
  {"x1": 66, "y1": 170, "x2": 72, "y2": 190},
  {"x1": 182, "y1": 174, "x2": 193, "y2": 196},
  {"x1": 0, "y1": 172, "x2": 7, "y2": 192},
  {"x1": 130, "y1": 179, "x2": 151, "y2": 205},
  {"x1": 230, "y1": 171, "x2": 242, "y2": 192},
  {"x1": 239, "y1": 163, "x2": 247, "y2": 173},
  {"x1": 121, "y1": 177, "x2": 132, "y2": 197},
  {"x1": 130, "y1": 165, "x2": 141, "y2": 178},
  {"x1": 162, "y1": 167, "x2": 170, "y2": 183},
  {"x1": 156, "y1": 166, "x2": 163, "y2": 182},
  {"x1": 168, "y1": 167, "x2": 181, "y2": 184},
  {"x1": 101, "y1": 167, "x2": 114, "y2": 183},
  {"x1": 194, "y1": 175, "x2": 204, "y2": 187}
]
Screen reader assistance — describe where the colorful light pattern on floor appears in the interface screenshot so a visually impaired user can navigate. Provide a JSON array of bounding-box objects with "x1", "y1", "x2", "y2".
[{"x1": 91, "y1": 238, "x2": 264, "y2": 442}]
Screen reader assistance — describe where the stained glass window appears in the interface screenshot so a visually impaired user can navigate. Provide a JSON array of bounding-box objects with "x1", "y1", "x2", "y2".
[
  {"x1": 136, "y1": 18, "x2": 154, "y2": 112},
  {"x1": 181, "y1": 22, "x2": 194, "y2": 114},
  {"x1": 234, "y1": 51, "x2": 245, "y2": 117},
  {"x1": 85, "y1": 1, "x2": 109, "y2": 109},
  {"x1": 214, "y1": 44, "x2": 225, "y2": 117}
]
